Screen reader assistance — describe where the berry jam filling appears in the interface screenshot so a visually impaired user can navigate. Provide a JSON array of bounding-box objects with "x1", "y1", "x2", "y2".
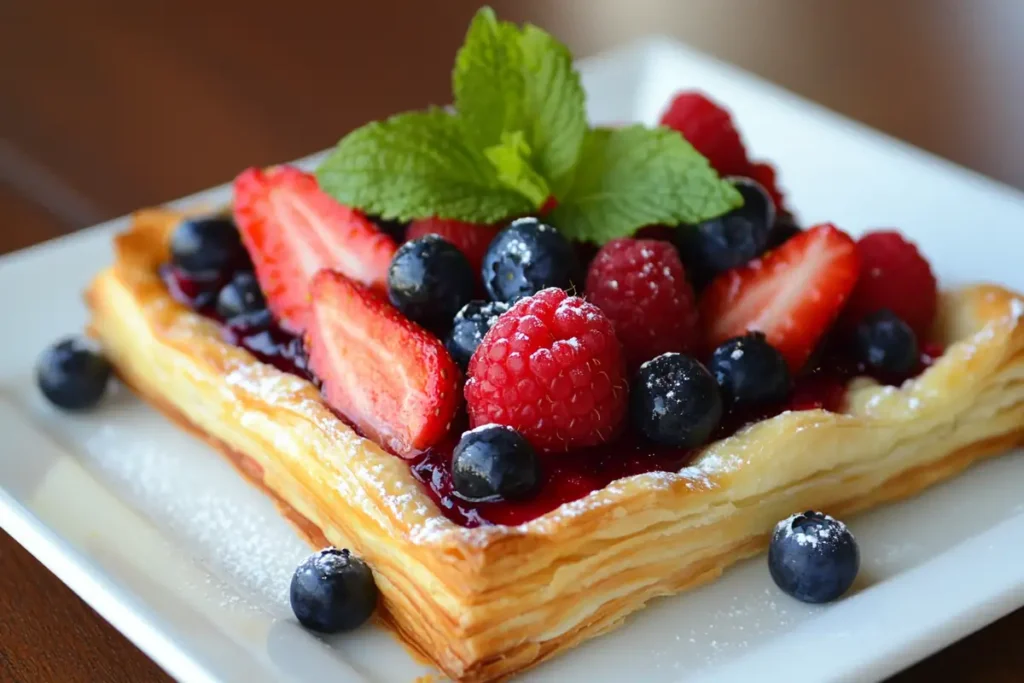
[
  {"x1": 160, "y1": 265, "x2": 314, "y2": 380},
  {"x1": 160, "y1": 262, "x2": 940, "y2": 529}
]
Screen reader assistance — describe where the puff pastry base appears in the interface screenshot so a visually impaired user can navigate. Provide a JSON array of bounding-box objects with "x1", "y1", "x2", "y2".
[{"x1": 86, "y1": 209, "x2": 1024, "y2": 682}]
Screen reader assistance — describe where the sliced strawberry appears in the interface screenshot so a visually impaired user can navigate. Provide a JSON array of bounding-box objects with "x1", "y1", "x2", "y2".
[
  {"x1": 406, "y1": 217, "x2": 499, "y2": 273},
  {"x1": 306, "y1": 270, "x2": 460, "y2": 455},
  {"x1": 700, "y1": 224, "x2": 860, "y2": 371},
  {"x1": 233, "y1": 166, "x2": 397, "y2": 332}
]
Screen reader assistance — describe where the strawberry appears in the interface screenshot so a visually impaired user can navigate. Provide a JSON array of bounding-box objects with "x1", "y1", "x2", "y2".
[
  {"x1": 305, "y1": 270, "x2": 460, "y2": 456},
  {"x1": 233, "y1": 166, "x2": 397, "y2": 332},
  {"x1": 406, "y1": 217, "x2": 499, "y2": 273},
  {"x1": 700, "y1": 224, "x2": 860, "y2": 371}
]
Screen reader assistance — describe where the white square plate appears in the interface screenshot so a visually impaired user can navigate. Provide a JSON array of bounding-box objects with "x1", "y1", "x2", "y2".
[{"x1": 2, "y1": 38, "x2": 1024, "y2": 683}]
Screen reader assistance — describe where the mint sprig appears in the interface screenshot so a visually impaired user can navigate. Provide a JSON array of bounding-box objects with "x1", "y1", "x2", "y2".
[
  {"x1": 316, "y1": 7, "x2": 741, "y2": 242},
  {"x1": 316, "y1": 109, "x2": 533, "y2": 223},
  {"x1": 552, "y1": 126, "x2": 741, "y2": 242}
]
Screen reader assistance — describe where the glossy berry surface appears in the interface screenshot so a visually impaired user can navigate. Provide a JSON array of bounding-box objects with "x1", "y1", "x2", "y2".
[
  {"x1": 388, "y1": 234, "x2": 476, "y2": 335},
  {"x1": 37, "y1": 337, "x2": 112, "y2": 410},
  {"x1": 584, "y1": 238, "x2": 700, "y2": 369},
  {"x1": 677, "y1": 178, "x2": 774, "y2": 287},
  {"x1": 482, "y1": 217, "x2": 580, "y2": 303},
  {"x1": 768, "y1": 511, "x2": 859, "y2": 603},
  {"x1": 854, "y1": 309, "x2": 919, "y2": 375},
  {"x1": 709, "y1": 332, "x2": 791, "y2": 407},
  {"x1": 169, "y1": 215, "x2": 246, "y2": 276},
  {"x1": 407, "y1": 217, "x2": 499, "y2": 274},
  {"x1": 631, "y1": 353, "x2": 722, "y2": 448},
  {"x1": 290, "y1": 547, "x2": 377, "y2": 633},
  {"x1": 446, "y1": 300, "x2": 509, "y2": 371},
  {"x1": 465, "y1": 288, "x2": 628, "y2": 452},
  {"x1": 215, "y1": 271, "x2": 268, "y2": 323},
  {"x1": 841, "y1": 230, "x2": 938, "y2": 338},
  {"x1": 451, "y1": 424, "x2": 541, "y2": 501}
]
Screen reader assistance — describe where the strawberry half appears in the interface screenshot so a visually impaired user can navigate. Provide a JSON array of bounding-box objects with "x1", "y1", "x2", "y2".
[
  {"x1": 306, "y1": 270, "x2": 460, "y2": 456},
  {"x1": 233, "y1": 166, "x2": 397, "y2": 332},
  {"x1": 700, "y1": 224, "x2": 860, "y2": 371}
]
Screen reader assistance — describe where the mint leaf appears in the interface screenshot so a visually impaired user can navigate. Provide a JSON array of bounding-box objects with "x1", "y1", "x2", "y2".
[
  {"x1": 551, "y1": 126, "x2": 743, "y2": 243},
  {"x1": 518, "y1": 24, "x2": 586, "y2": 194},
  {"x1": 453, "y1": 8, "x2": 586, "y2": 196},
  {"x1": 484, "y1": 131, "x2": 551, "y2": 207},
  {"x1": 453, "y1": 7, "x2": 526, "y2": 153},
  {"x1": 316, "y1": 109, "x2": 533, "y2": 223}
]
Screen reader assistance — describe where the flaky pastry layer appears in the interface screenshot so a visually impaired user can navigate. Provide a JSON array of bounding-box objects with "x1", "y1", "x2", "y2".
[{"x1": 86, "y1": 209, "x2": 1024, "y2": 681}]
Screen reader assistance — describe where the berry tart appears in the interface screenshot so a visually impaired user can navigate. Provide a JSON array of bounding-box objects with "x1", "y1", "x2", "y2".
[{"x1": 68, "y1": 8, "x2": 1024, "y2": 681}]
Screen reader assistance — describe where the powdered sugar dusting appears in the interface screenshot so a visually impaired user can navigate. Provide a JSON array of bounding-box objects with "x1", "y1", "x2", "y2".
[
  {"x1": 775, "y1": 511, "x2": 848, "y2": 549},
  {"x1": 78, "y1": 417, "x2": 310, "y2": 610}
]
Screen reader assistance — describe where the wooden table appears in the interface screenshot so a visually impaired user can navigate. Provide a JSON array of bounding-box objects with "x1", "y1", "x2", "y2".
[{"x1": 2, "y1": 1, "x2": 1023, "y2": 680}]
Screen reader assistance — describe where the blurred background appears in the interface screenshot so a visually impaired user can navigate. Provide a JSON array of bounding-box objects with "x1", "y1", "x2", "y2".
[
  {"x1": 2, "y1": 1, "x2": 1024, "y2": 681},
  {"x1": 1, "y1": 0, "x2": 1023, "y2": 256}
]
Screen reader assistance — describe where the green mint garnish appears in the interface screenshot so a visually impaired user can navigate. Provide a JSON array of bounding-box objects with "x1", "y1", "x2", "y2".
[
  {"x1": 316, "y1": 7, "x2": 740, "y2": 242},
  {"x1": 551, "y1": 126, "x2": 742, "y2": 243}
]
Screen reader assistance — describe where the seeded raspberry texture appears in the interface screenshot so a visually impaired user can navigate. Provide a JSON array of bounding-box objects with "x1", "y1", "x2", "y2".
[
  {"x1": 840, "y1": 230, "x2": 938, "y2": 338},
  {"x1": 660, "y1": 91, "x2": 787, "y2": 212},
  {"x1": 465, "y1": 288, "x2": 629, "y2": 452},
  {"x1": 585, "y1": 238, "x2": 700, "y2": 369},
  {"x1": 660, "y1": 92, "x2": 751, "y2": 179}
]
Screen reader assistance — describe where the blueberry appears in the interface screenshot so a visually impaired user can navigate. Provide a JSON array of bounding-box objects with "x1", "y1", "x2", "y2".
[
  {"x1": 482, "y1": 217, "x2": 581, "y2": 303},
  {"x1": 709, "y1": 332, "x2": 791, "y2": 407},
  {"x1": 768, "y1": 511, "x2": 859, "y2": 603},
  {"x1": 216, "y1": 272, "x2": 268, "y2": 324},
  {"x1": 290, "y1": 547, "x2": 377, "y2": 633},
  {"x1": 767, "y1": 212, "x2": 802, "y2": 250},
  {"x1": 451, "y1": 424, "x2": 541, "y2": 501},
  {"x1": 445, "y1": 300, "x2": 510, "y2": 371},
  {"x1": 169, "y1": 215, "x2": 246, "y2": 277},
  {"x1": 388, "y1": 235, "x2": 476, "y2": 335},
  {"x1": 677, "y1": 178, "x2": 774, "y2": 288},
  {"x1": 631, "y1": 353, "x2": 722, "y2": 447},
  {"x1": 36, "y1": 337, "x2": 112, "y2": 411},
  {"x1": 855, "y1": 309, "x2": 919, "y2": 375}
]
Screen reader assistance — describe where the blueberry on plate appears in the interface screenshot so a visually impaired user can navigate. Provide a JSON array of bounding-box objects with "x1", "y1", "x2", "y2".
[
  {"x1": 36, "y1": 337, "x2": 112, "y2": 411},
  {"x1": 855, "y1": 308, "x2": 919, "y2": 375},
  {"x1": 482, "y1": 217, "x2": 581, "y2": 303},
  {"x1": 631, "y1": 353, "x2": 722, "y2": 447},
  {"x1": 676, "y1": 178, "x2": 774, "y2": 288},
  {"x1": 169, "y1": 215, "x2": 246, "y2": 277},
  {"x1": 290, "y1": 547, "x2": 377, "y2": 633},
  {"x1": 709, "y1": 332, "x2": 791, "y2": 406},
  {"x1": 388, "y1": 234, "x2": 476, "y2": 334},
  {"x1": 451, "y1": 424, "x2": 541, "y2": 501},
  {"x1": 216, "y1": 271, "x2": 269, "y2": 324},
  {"x1": 768, "y1": 511, "x2": 859, "y2": 603},
  {"x1": 445, "y1": 300, "x2": 510, "y2": 371}
]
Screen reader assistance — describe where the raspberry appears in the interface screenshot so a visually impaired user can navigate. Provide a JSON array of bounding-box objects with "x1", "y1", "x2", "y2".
[
  {"x1": 465, "y1": 288, "x2": 628, "y2": 452},
  {"x1": 660, "y1": 92, "x2": 751, "y2": 179},
  {"x1": 660, "y1": 92, "x2": 788, "y2": 213},
  {"x1": 840, "y1": 231, "x2": 938, "y2": 337},
  {"x1": 584, "y1": 238, "x2": 699, "y2": 369},
  {"x1": 406, "y1": 217, "x2": 499, "y2": 274}
]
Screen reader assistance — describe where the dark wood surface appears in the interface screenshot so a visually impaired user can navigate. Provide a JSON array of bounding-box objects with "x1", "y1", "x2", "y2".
[{"x1": 2, "y1": 1, "x2": 1023, "y2": 681}]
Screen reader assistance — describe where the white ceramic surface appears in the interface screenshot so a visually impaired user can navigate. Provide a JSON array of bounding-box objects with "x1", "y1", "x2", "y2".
[{"x1": 2, "y1": 37, "x2": 1024, "y2": 683}]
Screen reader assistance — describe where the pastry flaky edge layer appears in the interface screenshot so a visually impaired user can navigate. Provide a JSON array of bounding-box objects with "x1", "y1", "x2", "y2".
[{"x1": 86, "y1": 208, "x2": 1024, "y2": 682}]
